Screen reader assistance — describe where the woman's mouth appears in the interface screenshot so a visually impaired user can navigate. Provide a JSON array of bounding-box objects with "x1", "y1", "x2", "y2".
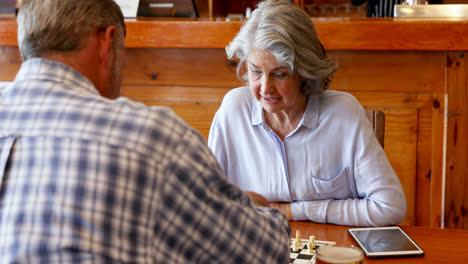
[{"x1": 262, "y1": 96, "x2": 280, "y2": 104}]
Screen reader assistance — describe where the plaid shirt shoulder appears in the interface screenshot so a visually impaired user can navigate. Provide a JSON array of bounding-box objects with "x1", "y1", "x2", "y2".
[{"x1": 0, "y1": 59, "x2": 290, "y2": 263}]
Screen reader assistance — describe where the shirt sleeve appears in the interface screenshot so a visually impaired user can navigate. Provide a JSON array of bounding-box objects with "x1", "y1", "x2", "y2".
[
  {"x1": 291, "y1": 109, "x2": 407, "y2": 227},
  {"x1": 207, "y1": 111, "x2": 228, "y2": 175},
  {"x1": 161, "y1": 128, "x2": 291, "y2": 263}
]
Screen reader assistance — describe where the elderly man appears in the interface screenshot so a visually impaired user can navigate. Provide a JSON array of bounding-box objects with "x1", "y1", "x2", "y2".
[{"x1": 0, "y1": 0, "x2": 290, "y2": 262}]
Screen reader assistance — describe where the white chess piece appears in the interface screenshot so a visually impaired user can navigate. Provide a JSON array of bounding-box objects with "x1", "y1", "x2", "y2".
[{"x1": 309, "y1": 235, "x2": 316, "y2": 249}]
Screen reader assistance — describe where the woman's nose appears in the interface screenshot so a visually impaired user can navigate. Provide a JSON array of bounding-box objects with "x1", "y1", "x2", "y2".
[{"x1": 260, "y1": 75, "x2": 274, "y2": 95}]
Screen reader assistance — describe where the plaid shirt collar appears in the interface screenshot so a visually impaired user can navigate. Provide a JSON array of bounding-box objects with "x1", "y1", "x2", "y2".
[{"x1": 14, "y1": 58, "x2": 100, "y2": 96}]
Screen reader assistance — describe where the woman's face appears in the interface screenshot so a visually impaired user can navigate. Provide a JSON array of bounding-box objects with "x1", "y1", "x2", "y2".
[{"x1": 247, "y1": 48, "x2": 305, "y2": 115}]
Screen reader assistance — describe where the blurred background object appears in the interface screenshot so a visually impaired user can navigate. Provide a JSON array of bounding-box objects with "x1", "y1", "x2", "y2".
[
  {"x1": 351, "y1": 0, "x2": 446, "y2": 17},
  {"x1": 395, "y1": 1, "x2": 468, "y2": 17},
  {"x1": 351, "y1": 0, "x2": 404, "y2": 17},
  {"x1": 306, "y1": 0, "x2": 367, "y2": 17},
  {"x1": 8, "y1": 0, "x2": 468, "y2": 19},
  {"x1": 137, "y1": 0, "x2": 199, "y2": 17},
  {"x1": 0, "y1": 0, "x2": 16, "y2": 16}
]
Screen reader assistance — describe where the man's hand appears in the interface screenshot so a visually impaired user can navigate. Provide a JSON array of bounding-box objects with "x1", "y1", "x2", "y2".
[
  {"x1": 245, "y1": 191, "x2": 269, "y2": 207},
  {"x1": 269, "y1": 202, "x2": 293, "y2": 220}
]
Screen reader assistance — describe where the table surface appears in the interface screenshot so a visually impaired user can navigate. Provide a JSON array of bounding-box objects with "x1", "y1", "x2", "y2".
[{"x1": 290, "y1": 221, "x2": 468, "y2": 263}]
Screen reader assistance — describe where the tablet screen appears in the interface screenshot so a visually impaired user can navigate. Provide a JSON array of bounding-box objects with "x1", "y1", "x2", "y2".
[{"x1": 348, "y1": 227, "x2": 424, "y2": 258}]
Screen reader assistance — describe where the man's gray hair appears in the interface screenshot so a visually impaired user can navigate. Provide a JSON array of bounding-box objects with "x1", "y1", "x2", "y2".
[
  {"x1": 226, "y1": 0, "x2": 337, "y2": 96},
  {"x1": 17, "y1": 0, "x2": 126, "y2": 61}
]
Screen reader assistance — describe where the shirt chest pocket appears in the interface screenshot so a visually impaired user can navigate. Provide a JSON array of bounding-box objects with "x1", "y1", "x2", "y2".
[{"x1": 305, "y1": 167, "x2": 353, "y2": 200}]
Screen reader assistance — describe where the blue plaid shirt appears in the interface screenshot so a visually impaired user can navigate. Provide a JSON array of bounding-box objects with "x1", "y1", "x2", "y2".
[{"x1": 0, "y1": 59, "x2": 290, "y2": 263}]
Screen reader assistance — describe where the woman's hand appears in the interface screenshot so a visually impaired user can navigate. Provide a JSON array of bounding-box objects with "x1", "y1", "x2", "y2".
[
  {"x1": 244, "y1": 192, "x2": 293, "y2": 220},
  {"x1": 245, "y1": 191, "x2": 270, "y2": 207},
  {"x1": 269, "y1": 202, "x2": 293, "y2": 220}
]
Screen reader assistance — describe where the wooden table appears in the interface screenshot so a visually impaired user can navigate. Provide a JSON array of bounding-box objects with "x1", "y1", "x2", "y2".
[{"x1": 290, "y1": 221, "x2": 468, "y2": 263}]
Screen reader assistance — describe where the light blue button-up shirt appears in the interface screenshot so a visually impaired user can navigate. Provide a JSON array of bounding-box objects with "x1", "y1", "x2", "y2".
[{"x1": 208, "y1": 87, "x2": 407, "y2": 226}]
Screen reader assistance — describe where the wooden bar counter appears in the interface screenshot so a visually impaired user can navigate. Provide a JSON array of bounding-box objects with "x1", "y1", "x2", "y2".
[{"x1": 1, "y1": 17, "x2": 468, "y2": 229}]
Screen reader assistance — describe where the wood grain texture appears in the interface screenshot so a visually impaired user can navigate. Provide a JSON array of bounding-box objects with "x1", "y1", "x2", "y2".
[
  {"x1": 445, "y1": 52, "x2": 468, "y2": 229},
  {"x1": 84, "y1": 18, "x2": 468, "y2": 51},
  {"x1": 415, "y1": 98, "x2": 435, "y2": 227},
  {"x1": 366, "y1": 110, "x2": 385, "y2": 148},
  {"x1": 122, "y1": 49, "x2": 445, "y2": 92},
  {"x1": 315, "y1": 18, "x2": 468, "y2": 51},
  {"x1": 120, "y1": 85, "x2": 228, "y2": 137},
  {"x1": 124, "y1": 19, "x2": 240, "y2": 49},
  {"x1": 0, "y1": 46, "x2": 21, "y2": 81},
  {"x1": 431, "y1": 92, "x2": 445, "y2": 228},
  {"x1": 2, "y1": 18, "x2": 468, "y2": 50},
  {"x1": 123, "y1": 48, "x2": 241, "y2": 88},
  {"x1": 0, "y1": 19, "x2": 17, "y2": 47},
  {"x1": 121, "y1": 85, "x2": 230, "y2": 103},
  {"x1": 120, "y1": 86, "x2": 225, "y2": 137},
  {"x1": 329, "y1": 51, "x2": 445, "y2": 93}
]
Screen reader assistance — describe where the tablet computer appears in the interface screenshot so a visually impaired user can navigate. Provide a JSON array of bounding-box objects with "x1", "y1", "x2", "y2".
[{"x1": 348, "y1": 226, "x2": 424, "y2": 258}]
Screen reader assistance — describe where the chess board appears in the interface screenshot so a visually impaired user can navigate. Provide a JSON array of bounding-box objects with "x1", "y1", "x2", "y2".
[{"x1": 290, "y1": 238, "x2": 316, "y2": 264}]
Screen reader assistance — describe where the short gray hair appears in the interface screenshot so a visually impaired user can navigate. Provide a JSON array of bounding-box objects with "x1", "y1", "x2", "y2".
[
  {"x1": 226, "y1": 0, "x2": 337, "y2": 96},
  {"x1": 17, "y1": 0, "x2": 126, "y2": 61}
]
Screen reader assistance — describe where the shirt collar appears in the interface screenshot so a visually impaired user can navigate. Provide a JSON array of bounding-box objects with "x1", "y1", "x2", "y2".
[
  {"x1": 251, "y1": 100, "x2": 263, "y2": 126},
  {"x1": 251, "y1": 95, "x2": 320, "y2": 130},
  {"x1": 14, "y1": 58, "x2": 100, "y2": 96},
  {"x1": 301, "y1": 95, "x2": 319, "y2": 130}
]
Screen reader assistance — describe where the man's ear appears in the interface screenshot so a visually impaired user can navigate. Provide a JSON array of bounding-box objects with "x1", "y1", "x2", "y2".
[{"x1": 98, "y1": 26, "x2": 117, "y2": 66}]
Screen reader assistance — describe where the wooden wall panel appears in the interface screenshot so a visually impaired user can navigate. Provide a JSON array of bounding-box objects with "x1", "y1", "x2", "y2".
[
  {"x1": 0, "y1": 20, "x2": 17, "y2": 47},
  {"x1": 329, "y1": 51, "x2": 445, "y2": 93},
  {"x1": 123, "y1": 48, "x2": 241, "y2": 87},
  {"x1": 120, "y1": 85, "x2": 229, "y2": 137},
  {"x1": 121, "y1": 85, "x2": 230, "y2": 103},
  {"x1": 123, "y1": 49, "x2": 445, "y2": 93},
  {"x1": 445, "y1": 52, "x2": 468, "y2": 229},
  {"x1": 156, "y1": 101, "x2": 221, "y2": 137},
  {"x1": 431, "y1": 92, "x2": 446, "y2": 228},
  {"x1": 415, "y1": 98, "x2": 436, "y2": 227},
  {"x1": 0, "y1": 46, "x2": 21, "y2": 81}
]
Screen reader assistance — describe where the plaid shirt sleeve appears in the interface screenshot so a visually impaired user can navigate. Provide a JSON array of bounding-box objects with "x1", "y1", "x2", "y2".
[{"x1": 154, "y1": 127, "x2": 291, "y2": 263}]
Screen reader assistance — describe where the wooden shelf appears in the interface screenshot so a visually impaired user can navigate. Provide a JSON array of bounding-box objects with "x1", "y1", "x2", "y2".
[{"x1": 2, "y1": 17, "x2": 468, "y2": 50}]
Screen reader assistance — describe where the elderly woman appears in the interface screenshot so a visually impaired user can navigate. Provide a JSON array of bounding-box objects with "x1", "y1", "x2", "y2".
[{"x1": 208, "y1": 0, "x2": 407, "y2": 226}]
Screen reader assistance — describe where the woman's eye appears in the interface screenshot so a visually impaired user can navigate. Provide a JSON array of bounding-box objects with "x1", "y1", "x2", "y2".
[
  {"x1": 274, "y1": 73, "x2": 287, "y2": 79},
  {"x1": 251, "y1": 70, "x2": 262, "y2": 76}
]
